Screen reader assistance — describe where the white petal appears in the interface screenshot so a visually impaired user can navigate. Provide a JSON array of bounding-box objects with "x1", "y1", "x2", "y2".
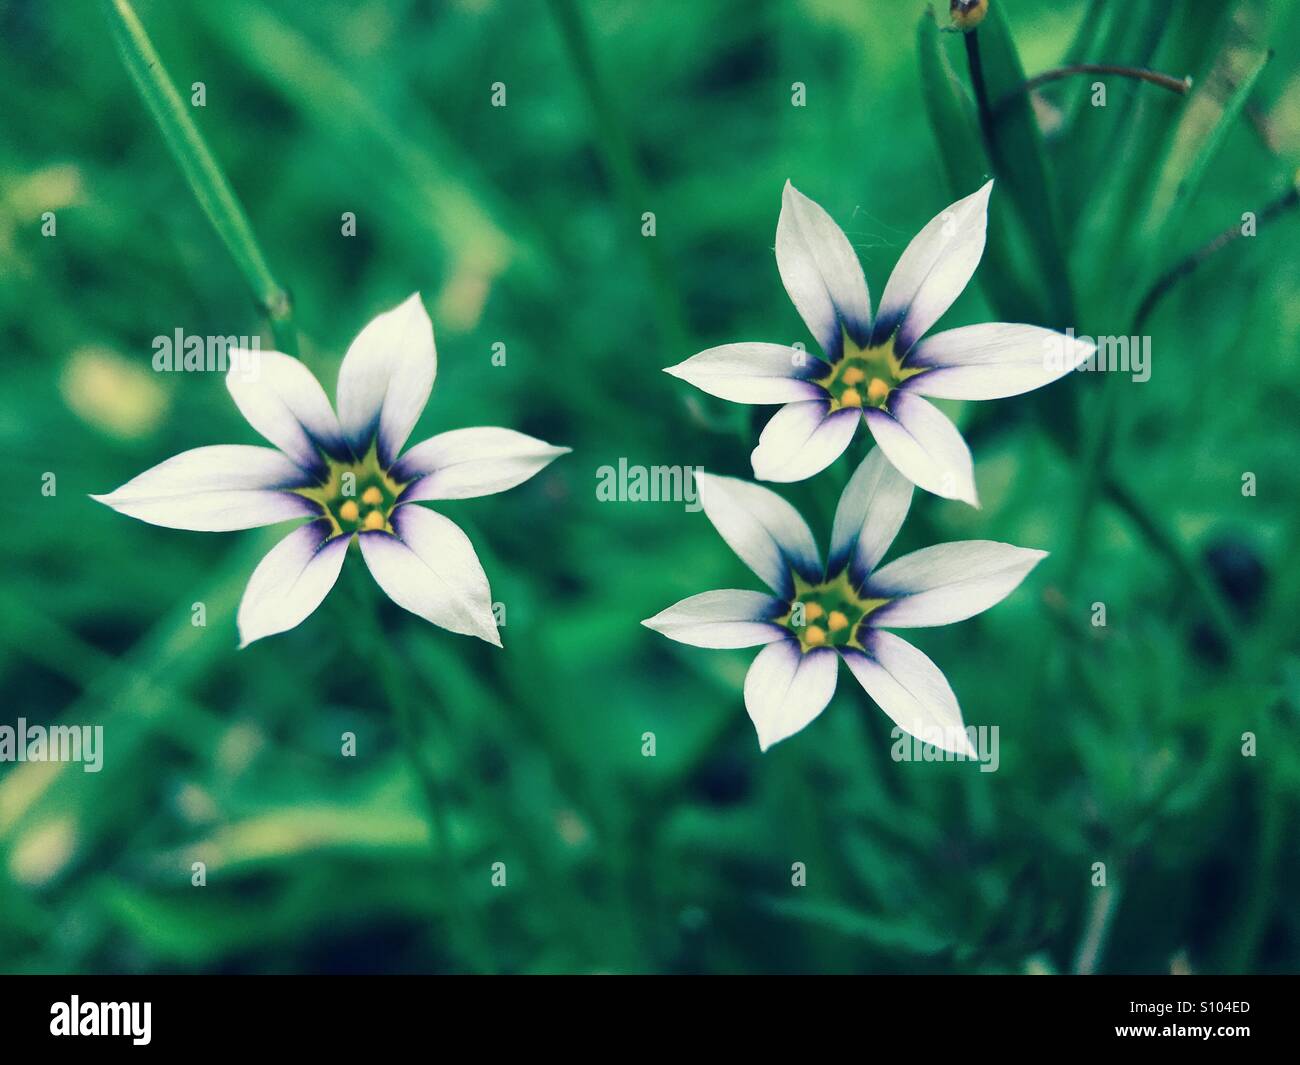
[
  {"x1": 237, "y1": 519, "x2": 349, "y2": 647},
  {"x1": 743, "y1": 640, "x2": 839, "y2": 751},
  {"x1": 392, "y1": 427, "x2": 569, "y2": 502},
  {"x1": 226, "y1": 349, "x2": 347, "y2": 472},
  {"x1": 828, "y1": 446, "x2": 914, "y2": 582},
  {"x1": 696, "y1": 472, "x2": 822, "y2": 596},
  {"x1": 842, "y1": 633, "x2": 975, "y2": 757},
  {"x1": 642, "y1": 589, "x2": 788, "y2": 648},
  {"x1": 750, "y1": 401, "x2": 860, "y2": 483},
  {"x1": 874, "y1": 181, "x2": 992, "y2": 354},
  {"x1": 776, "y1": 182, "x2": 873, "y2": 360},
  {"x1": 903, "y1": 323, "x2": 1096, "y2": 401},
  {"x1": 867, "y1": 540, "x2": 1047, "y2": 627},
  {"x1": 664, "y1": 343, "x2": 830, "y2": 404},
  {"x1": 91, "y1": 445, "x2": 317, "y2": 531},
  {"x1": 864, "y1": 391, "x2": 978, "y2": 506},
  {"x1": 358, "y1": 505, "x2": 500, "y2": 645},
  {"x1": 336, "y1": 293, "x2": 436, "y2": 466}
]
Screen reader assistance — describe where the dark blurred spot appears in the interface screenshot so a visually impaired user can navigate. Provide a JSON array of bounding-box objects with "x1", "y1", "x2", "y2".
[
  {"x1": 692, "y1": 749, "x2": 751, "y2": 806},
  {"x1": 474, "y1": 742, "x2": 509, "y2": 786},
  {"x1": 302, "y1": 919, "x2": 433, "y2": 974},
  {"x1": 686, "y1": 25, "x2": 770, "y2": 96},
  {"x1": 1191, "y1": 535, "x2": 1267, "y2": 664}
]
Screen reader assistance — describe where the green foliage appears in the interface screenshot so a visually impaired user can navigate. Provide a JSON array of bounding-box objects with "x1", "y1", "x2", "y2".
[{"x1": 0, "y1": 0, "x2": 1297, "y2": 974}]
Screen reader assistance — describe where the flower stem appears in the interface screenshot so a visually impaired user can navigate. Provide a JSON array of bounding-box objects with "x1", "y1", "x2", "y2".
[
  {"x1": 546, "y1": 0, "x2": 690, "y2": 357},
  {"x1": 963, "y1": 28, "x2": 1002, "y2": 172},
  {"x1": 101, "y1": 0, "x2": 298, "y2": 356},
  {"x1": 998, "y1": 64, "x2": 1191, "y2": 115},
  {"x1": 1101, "y1": 474, "x2": 1239, "y2": 654},
  {"x1": 347, "y1": 571, "x2": 492, "y2": 972},
  {"x1": 1134, "y1": 182, "x2": 1300, "y2": 331}
]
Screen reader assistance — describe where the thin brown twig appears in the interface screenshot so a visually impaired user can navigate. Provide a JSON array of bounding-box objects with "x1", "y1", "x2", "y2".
[{"x1": 997, "y1": 63, "x2": 1191, "y2": 116}]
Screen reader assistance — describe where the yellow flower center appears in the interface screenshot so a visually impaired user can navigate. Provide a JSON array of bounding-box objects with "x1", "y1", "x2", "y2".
[
  {"x1": 819, "y1": 334, "x2": 926, "y2": 412},
  {"x1": 291, "y1": 444, "x2": 407, "y2": 536},
  {"x1": 779, "y1": 572, "x2": 888, "y2": 652}
]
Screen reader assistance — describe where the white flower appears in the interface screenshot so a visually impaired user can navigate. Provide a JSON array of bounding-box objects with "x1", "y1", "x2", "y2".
[
  {"x1": 642, "y1": 448, "x2": 1045, "y2": 753},
  {"x1": 663, "y1": 181, "x2": 1094, "y2": 504},
  {"x1": 93, "y1": 294, "x2": 569, "y2": 647}
]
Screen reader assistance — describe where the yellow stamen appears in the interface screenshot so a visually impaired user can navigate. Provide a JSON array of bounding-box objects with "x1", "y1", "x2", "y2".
[
  {"x1": 361, "y1": 486, "x2": 384, "y2": 506},
  {"x1": 867, "y1": 379, "x2": 890, "y2": 405},
  {"x1": 338, "y1": 500, "x2": 360, "y2": 523},
  {"x1": 804, "y1": 624, "x2": 827, "y2": 647},
  {"x1": 840, "y1": 365, "x2": 866, "y2": 386},
  {"x1": 362, "y1": 509, "x2": 386, "y2": 531},
  {"x1": 827, "y1": 610, "x2": 849, "y2": 633},
  {"x1": 840, "y1": 387, "x2": 863, "y2": 408},
  {"x1": 803, "y1": 602, "x2": 824, "y2": 622}
]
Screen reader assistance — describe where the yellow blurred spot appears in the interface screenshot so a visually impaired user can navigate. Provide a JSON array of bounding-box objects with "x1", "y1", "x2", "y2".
[
  {"x1": 435, "y1": 257, "x2": 493, "y2": 333},
  {"x1": 362, "y1": 509, "x2": 386, "y2": 531},
  {"x1": 840, "y1": 387, "x2": 863, "y2": 408},
  {"x1": 840, "y1": 365, "x2": 865, "y2": 386},
  {"x1": 62, "y1": 347, "x2": 168, "y2": 439},
  {"x1": 867, "y1": 379, "x2": 891, "y2": 405},
  {"x1": 361, "y1": 486, "x2": 383, "y2": 506},
  {"x1": 828, "y1": 610, "x2": 849, "y2": 633},
  {"x1": 803, "y1": 602, "x2": 824, "y2": 621},
  {"x1": 805, "y1": 624, "x2": 827, "y2": 647},
  {"x1": 9, "y1": 818, "x2": 77, "y2": 887},
  {"x1": 338, "y1": 500, "x2": 360, "y2": 523}
]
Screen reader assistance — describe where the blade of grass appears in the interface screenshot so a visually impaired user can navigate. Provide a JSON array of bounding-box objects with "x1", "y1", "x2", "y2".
[
  {"x1": 1135, "y1": 47, "x2": 1272, "y2": 308},
  {"x1": 964, "y1": 7, "x2": 1075, "y2": 325},
  {"x1": 101, "y1": 0, "x2": 298, "y2": 355}
]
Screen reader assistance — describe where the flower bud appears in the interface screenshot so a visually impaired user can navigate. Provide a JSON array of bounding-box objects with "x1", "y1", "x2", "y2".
[{"x1": 950, "y1": 0, "x2": 989, "y2": 31}]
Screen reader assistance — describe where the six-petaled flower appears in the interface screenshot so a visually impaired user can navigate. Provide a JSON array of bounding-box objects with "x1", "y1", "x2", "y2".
[
  {"x1": 643, "y1": 449, "x2": 1045, "y2": 753},
  {"x1": 664, "y1": 181, "x2": 1094, "y2": 503},
  {"x1": 93, "y1": 293, "x2": 569, "y2": 647}
]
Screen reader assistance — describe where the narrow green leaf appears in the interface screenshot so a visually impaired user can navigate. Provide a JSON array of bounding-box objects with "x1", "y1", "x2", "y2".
[
  {"x1": 1056, "y1": 0, "x2": 1171, "y2": 241},
  {"x1": 916, "y1": 10, "x2": 1046, "y2": 325},
  {"x1": 1149, "y1": 49, "x2": 1272, "y2": 250},
  {"x1": 968, "y1": 5, "x2": 1075, "y2": 325},
  {"x1": 102, "y1": 0, "x2": 297, "y2": 353}
]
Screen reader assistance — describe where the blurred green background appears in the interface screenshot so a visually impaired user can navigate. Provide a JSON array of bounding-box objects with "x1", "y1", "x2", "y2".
[{"x1": 2, "y1": 0, "x2": 1298, "y2": 974}]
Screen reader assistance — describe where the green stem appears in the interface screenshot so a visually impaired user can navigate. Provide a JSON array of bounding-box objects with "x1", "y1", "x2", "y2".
[
  {"x1": 347, "y1": 570, "x2": 492, "y2": 972},
  {"x1": 1059, "y1": 177, "x2": 1300, "y2": 663},
  {"x1": 1101, "y1": 474, "x2": 1238, "y2": 656},
  {"x1": 102, "y1": 0, "x2": 298, "y2": 355},
  {"x1": 1134, "y1": 182, "x2": 1300, "y2": 329},
  {"x1": 1059, "y1": 374, "x2": 1121, "y2": 585},
  {"x1": 546, "y1": 0, "x2": 690, "y2": 358},
  {"x1": 964, "y1": 28, "x2": 1002, "y2": 172}
]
